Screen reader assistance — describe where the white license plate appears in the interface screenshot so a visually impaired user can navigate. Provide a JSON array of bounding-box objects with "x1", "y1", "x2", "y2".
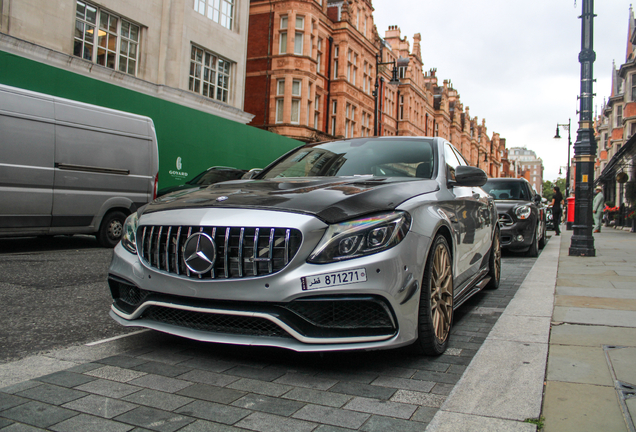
[{"x1": 301, "y1": 268, "x2": 367, "y2": 291}]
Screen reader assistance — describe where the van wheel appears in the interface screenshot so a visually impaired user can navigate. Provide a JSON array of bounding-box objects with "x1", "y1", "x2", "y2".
[
  {"x1": 411, "y1": 234, "x2": 453, "y2": 356},
  {"x1": 97, "y1": 211, "x2": 127, "y2": 248}
]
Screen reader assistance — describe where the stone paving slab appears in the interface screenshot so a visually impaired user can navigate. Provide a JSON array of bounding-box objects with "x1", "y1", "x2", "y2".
[{"x1": 542, "y1": 381, "x2": 627, "y2": 432}]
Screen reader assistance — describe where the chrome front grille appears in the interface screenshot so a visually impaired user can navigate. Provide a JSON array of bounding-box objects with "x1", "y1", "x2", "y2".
[
  {"x1": 138, "y1": 225, "x2": 302, "y2": 279},
  {"x1": 498, "y1": 213, "x2": 513, "y2": 226}
]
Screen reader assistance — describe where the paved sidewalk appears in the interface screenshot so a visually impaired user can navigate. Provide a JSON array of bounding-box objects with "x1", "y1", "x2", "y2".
[
  {"x1": 427, "y1": 227, "x2": 636, "y2": 432},
  {"x1": 542, "y1": 228, "x2": 636, "y2": 432}
]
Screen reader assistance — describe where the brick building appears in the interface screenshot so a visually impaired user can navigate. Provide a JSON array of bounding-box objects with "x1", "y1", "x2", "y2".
[
  {"x1": 594, "y1": 6, "x2": 636, "y2": 212},
  {"x1": 244, "y1": 0, "x2": 505, "y2": 175}
]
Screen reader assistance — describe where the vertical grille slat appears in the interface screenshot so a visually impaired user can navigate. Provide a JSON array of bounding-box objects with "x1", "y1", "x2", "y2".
[
  {"x1": 238, "y1": 228, "x2": 245, "y2": 278},
  {"x1": 155, "y1": 227, "x2": 162, "y2": 268},
  {"x1": 175, "y1": 227, "x2": 182, "y2": 275},
  {"x1": 224, "y1": 227, "x2": 230, "y2": 278},
  {"x1": 268, "y1": 228, "x2": 275, "y2": 274},
  {"x1": 185, "y1": 227, "x2": 192, "y2": 277},
  {"x1": 137, "y1": 224, "x2": 301, "y2": 280},
  {"x1": 165, "y1": 227, "x2": 172, "y2": 272}
]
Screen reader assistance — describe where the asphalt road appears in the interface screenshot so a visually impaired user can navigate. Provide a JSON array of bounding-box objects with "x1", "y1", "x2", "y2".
[
  {"x1": 0, "y1": 235, "x2": 139, "y2": 364},
  {"x1": 0, "y1": 234, "x2": 541, "y2": 366}
]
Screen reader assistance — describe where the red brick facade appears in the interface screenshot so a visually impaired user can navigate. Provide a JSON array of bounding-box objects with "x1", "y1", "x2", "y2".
[{"x1": 245, "y1": 0, "x2": 505, "y2": 175}]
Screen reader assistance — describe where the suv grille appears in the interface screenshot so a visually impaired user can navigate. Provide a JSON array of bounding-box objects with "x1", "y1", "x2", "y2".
[{"x1": 138, "y1": 225, "x2": 302, "y2": 279}]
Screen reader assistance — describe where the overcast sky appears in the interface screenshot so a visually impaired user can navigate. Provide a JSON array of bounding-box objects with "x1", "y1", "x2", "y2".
[{"x1": 373, "y1": 0, "x2": 631, "y2": 182}]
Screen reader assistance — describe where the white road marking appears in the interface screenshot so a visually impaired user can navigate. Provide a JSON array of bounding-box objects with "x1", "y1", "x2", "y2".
[{"x1": 85, "y1": 329, "x2": 150, "y2": 346}]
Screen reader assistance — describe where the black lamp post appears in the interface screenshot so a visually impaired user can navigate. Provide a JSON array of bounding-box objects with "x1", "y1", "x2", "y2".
[
  {"x1": 569, "y1": 0, "x2": 596, "y2": 257},
  {"x1": 373, "y1": 45, "x2": 403, "y2": 136},
  {"x1": 555, "y1": 119, "x2": 573, "y2": 230}
]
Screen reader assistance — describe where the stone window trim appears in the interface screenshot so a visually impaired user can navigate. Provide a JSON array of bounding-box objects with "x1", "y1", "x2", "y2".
[{"x1": 74, "y1": 0, "x2": 141, "y2": 76}]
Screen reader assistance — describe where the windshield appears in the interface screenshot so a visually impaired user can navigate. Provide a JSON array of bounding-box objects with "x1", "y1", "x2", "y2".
[
  {"x1": 482, "y1": 180, "x2": 532, "y2": 201},
  {"x1": 260, "y1": 138, "x2": 435, "y2": 179},
  {"x1": 188, "y1": 169, "x2": 244, "y2": 186}
]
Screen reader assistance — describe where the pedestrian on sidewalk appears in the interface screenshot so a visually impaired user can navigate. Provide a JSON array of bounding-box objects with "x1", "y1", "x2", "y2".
[
  {"x1": 593, "y1": 185, "x2": 604, "y2": 233},
  {"x1": 551, "y1": 186, "x2": 564, "y2": 235}
]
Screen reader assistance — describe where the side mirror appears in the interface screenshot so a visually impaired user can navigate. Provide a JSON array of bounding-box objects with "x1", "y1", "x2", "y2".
[
  {"x1": 453, "y1": 165, "x2": 488, "y2": 187},
  {"x1": 533, "y1": 194, "x2": 541, "y2": 204}
]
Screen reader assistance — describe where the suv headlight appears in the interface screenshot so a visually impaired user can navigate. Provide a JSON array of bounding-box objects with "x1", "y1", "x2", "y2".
[
  {"x1": 121, "y1": 212, "x2": 139, "y2": 254},
  {"x1": 515, "y1": 205, "x2": 532, "y2": 220},
  {"x1": 308, "y1": 212, "x2": 411, "y2": 264}
]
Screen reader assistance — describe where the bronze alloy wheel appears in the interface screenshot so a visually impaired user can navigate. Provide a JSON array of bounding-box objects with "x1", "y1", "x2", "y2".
[
  {"x1": 487, "y1": 229, "x2": 501, "y2": 289},
  {"x1": 413, "y1": 234, "x2": 454, "y2": 355},
  {"x1": 430, "y1": 240, "x2": 453, "y2": 341}
]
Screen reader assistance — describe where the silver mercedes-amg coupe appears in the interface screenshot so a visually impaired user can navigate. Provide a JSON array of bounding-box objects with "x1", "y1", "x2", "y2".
[{"x1": 108, "y1": 137, "x2": 501, "y2": 355}]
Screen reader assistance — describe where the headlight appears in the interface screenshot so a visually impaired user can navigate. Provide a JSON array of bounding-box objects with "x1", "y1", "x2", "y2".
[
  {"x1": 121, "y1": 212, "x2": 139, "y2": 254},
  {"x1": 308, "y1": 212, "x2": 411, "y2": 264},
  {"x1": 515, "y1": 205, "x2": 532, "y2": 220}
]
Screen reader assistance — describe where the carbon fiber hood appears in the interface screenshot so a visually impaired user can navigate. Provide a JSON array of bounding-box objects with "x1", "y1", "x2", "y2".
[{"x1": 143, "y1": 177, "x2": 439, "y2": 224}]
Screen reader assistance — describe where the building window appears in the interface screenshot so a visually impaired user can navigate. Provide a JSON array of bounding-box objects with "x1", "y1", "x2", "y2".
[
  {"x1": 296, "y1": 16, "x2": 304, "y2": 30},
  {"x1": 279, "y1": 32, "x2": 288, "y2": 54},
  {"x1": 316, "y1": 39, "x2": 323, "y2": 74},
  {"x1": 74, "y1": 1, "x2": 140, "y2": 75},
  {"x1": 294, "y1": 32, "x2": 304, "y2": 55},
  {"x1": 291, "y1": 79, "x2": 301, "y2": 124},
  {"x1": 194, "y1": 0, "x2": 234, "y2": 30},
  {"x1": 276, "y1": 99, "x2": 284, "y2": 123},
  {"x1": 616, "y1": 105, "x2": 623, "y2": 127},
  {"x1": 189, "y1": 45, "x2": 231, "y2": 103},
  {"x1": 277, "y1": 79, "x2": 285, "y2": 95},
  {"x1": 314, "y1": 96, "x2": 320, "y2": 129},
  {"x1": 632, "y1": 74, "x2": 636, "y2": 101},
  {"x1": 333, "y1": 46, "x2": 339, "y2": 79},
  {"x1": 279, "y1": 16, "x2": 288, "y2": 54}
]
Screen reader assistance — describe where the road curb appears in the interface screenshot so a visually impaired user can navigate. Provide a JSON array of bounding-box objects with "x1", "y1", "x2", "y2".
[{"x1": 425, "y1": 234, "x2": 561, "y2": 432}]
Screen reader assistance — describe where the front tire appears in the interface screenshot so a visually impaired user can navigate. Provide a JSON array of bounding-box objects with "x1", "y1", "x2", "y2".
[
  {"x1": 486, "y1": 228, "x2": 501, "y2": 289},
  {"x1": 412, "y1": 234, "x2": 453, "y2": 356},
  {"x1": 526, "y1": 228, "x2": 539, "y2": 257},
  {"x1": 97, "y1": 211, "x2": 127, "y2": 248}
]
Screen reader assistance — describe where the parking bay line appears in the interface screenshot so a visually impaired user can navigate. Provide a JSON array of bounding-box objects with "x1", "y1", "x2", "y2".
[{"x1": 85, "y1": 329, "x2": 150, "y2": 346}]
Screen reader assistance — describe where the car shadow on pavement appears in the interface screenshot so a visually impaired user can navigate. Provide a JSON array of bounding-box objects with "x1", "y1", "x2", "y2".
[{"x1": 0, "y1": 235, "x2": 101, "y2": 254}]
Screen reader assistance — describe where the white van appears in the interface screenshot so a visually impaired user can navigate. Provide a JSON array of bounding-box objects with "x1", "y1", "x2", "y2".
[{"x1": 0, "y1": 84, "x2": 159, "y2": 247}]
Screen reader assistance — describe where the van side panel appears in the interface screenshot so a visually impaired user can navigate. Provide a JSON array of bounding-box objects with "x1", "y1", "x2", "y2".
[
  {"x1": 0, "y1": 90, "x2": 55, "y2": 232},
  {"x1": 52, "y1": 123, "x2": 153, "y2": 231}
]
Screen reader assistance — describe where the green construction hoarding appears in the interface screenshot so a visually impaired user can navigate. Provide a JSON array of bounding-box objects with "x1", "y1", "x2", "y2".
[{"x1": 0, "y1": 50, "x2": 300, "y2": 189}]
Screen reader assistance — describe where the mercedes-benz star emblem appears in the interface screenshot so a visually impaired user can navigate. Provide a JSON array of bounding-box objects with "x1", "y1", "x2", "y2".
[{"x1": 183, "y1": 232, "x2": 217, "y2": 274}]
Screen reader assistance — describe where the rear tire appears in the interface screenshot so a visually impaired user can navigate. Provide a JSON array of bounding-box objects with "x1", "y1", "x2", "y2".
[
  {"x1": 411, "y1": 235, "x2": 453, "y2": 356},
  {"x1": 97, "y1": 211, "x2": 127, "y2": 248},
  {"x1": 486, "y1": 228, "x2": 501, "y2": 289}
]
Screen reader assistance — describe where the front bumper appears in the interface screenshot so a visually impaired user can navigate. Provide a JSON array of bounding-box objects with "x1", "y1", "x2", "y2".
[
  {"x1": 107, "y1": 210, "x2": 430, "y2": 352},
  {"x1": 498, "y1": 213, "x2": 536, "y2": 251}
]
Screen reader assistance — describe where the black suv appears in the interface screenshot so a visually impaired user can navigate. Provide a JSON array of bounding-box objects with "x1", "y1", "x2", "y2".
[{"x1": 482, "y1": 178, "x2": 546, "y2": 256}]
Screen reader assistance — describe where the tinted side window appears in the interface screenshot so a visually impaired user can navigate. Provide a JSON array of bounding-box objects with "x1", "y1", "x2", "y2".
[{"x1": 444, "y1": 143, "x2": 461, "y2": 181}]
